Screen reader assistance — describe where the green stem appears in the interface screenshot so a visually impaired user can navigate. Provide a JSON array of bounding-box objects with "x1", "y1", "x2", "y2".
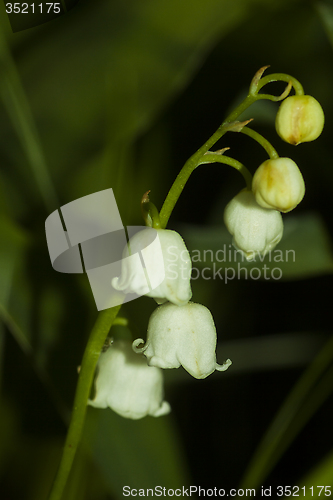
[
  {"x1": 199, "y1": 153, "x2": 253, "y2": 190},
  {"x1": 257, "y1": 73, "x2": 304, "y2": 96},
  {"x1": 159, "y1": 69, "x2": 302, "y2": 229},
  {"x1": 240, "y1": 127, "x2": 279, "y2": 159},
  {"x1": 158, "y1": 155, "x2": 200, "y2": 230},
  {"x1": 48, "y1": 305, "x2": 121, "y2": 500},
  {"x1": 159, "y1": 100, "x2": 256, "y2": 229},
  {"x1": 222, "y1": 95, "x2": 257, "y2": 124}
]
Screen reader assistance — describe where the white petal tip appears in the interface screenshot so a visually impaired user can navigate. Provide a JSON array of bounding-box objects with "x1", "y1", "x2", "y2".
[
  {"x1": 132, "y1": 338, "x2": 147, "y2": 353},
  {"x1": 216, "y1": 358, "x2": 232, "y2": 372},
  {"x1": 152, "y1": 401, "x2": 171, "y2": 417},
  {"x1": 111, "y1": 277, "x2": 120, "y2": 290}
]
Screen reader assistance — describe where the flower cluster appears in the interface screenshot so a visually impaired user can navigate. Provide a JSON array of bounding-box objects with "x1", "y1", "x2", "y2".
[
  {"x1": 90, "y1": 71, "x2": 324, "y2": 420},
  {"x1": 224, "y1": 93, "x2": 324, "y2": 260},
  {"x1": 92, "y1": 228, "x2": 231, "y2": 419}
]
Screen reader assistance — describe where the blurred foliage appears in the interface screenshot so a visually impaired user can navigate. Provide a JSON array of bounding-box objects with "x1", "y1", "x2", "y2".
[{"x1": 0, "y1": 0, "x2": 333, "y2": 498}]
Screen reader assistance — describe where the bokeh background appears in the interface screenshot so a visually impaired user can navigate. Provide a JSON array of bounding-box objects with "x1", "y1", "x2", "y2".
[{"x1": 0, "y1": 0, "x2": 333, "y2": 498}]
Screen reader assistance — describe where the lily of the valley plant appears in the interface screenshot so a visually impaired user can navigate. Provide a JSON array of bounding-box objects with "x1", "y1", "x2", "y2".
[
  {"x1": 48, "y1": 67, "x2": 325, "y2": 500},
  {"x1": 91, "y1": 67, "x2": 325, "y2": 418}
]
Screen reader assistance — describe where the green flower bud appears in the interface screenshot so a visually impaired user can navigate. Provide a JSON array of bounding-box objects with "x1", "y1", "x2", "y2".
[
  {"x1": 275, "y1": 95, "x2": 324, "y2": 145},
  {"x1": 252, "y1": 157, "x2": 305, "y2": 213}
]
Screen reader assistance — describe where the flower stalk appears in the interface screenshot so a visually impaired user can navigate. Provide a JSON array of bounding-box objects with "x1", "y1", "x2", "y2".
[
  {"x1": 48, "y1": 305, "x2": 121, "y2": 500},
  {"x1": 47, "y1": 67, "x2": 313, "y2": 499},
  {"x1": 159, "y1": 67, "x2": 302, "y2": 229},
  {"x1": 240, "y1": 127, "x2": 279, "y2": 160},
  {"x1": 199, "y1": 151, "x2": 253, "y2": 190}
]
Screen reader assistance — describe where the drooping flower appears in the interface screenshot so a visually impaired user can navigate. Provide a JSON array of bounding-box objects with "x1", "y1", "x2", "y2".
[
  {"x1": 133, "y1": 301, "x2": 231, "y2": 380},
  {"x1": 88, "y1": 340, "x2": 170, "y2": 419},
  {"x1": 224, "y1": 189, "x2": 283, "y2": 261},
  {"x1": 112, "y1": 228, "x2": 192, "y2": 306},
  {"x1": 252, "y1": 157, "x2": 305, "y2": 213},
  {"x1": 275, "y1": 95, "x2": 324, "y2": 145}
]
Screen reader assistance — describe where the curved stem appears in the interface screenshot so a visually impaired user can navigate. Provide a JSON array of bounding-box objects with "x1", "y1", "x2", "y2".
[
  {"x1": 159, "y1": 69, "x2": 303, "y2": 229},
  {"x1": 159, "y1": 157, "x2": 197, "y2": 229},
  {"x1": 159, "y1": 100, "x2": 257, "y2": 229},
  {"x1": 199, "y1": 153, "x2": 253, "y2": 190},
  {"x1": 48, "y1": 304, "x2": 121, "y2": 500},
  {"x1": 257, "y1": 73, "x2": 304, "y2": 96},
  {"x1": 240, "y1": 127, "x2": 279, "y2": 160},
  {"x1": 222, "y1": 95, "x2": 257, "y2": 125}
]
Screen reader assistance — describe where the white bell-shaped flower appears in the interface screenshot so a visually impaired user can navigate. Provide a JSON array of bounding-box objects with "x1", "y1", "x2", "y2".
[
  {"x1": 88, "y1": 340, "x2": 170, "y2": 419},
  {"x1": 112, "y1": 228, "x2": 192, "y2": 306},
  {"x1": 224, "y1": 189, "x2": 283, "y2": 261},
  {"x1": 133, "y1": 302, "x2": 232, "y2": 380},
  {"x1": 252, "y1": 157, "x2": 305, "y2": 213}
]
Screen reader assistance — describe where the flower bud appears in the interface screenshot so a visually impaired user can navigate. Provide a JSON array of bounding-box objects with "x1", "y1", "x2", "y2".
[
  {"x1": 112, "y1": 228, "x2": 192, "y2": 306},
  {"x1": 133, "y1": 302, "x2": 232, "y2": 380},
  {"x1": 252, "y1": 157, "x2": 305, "y2": 213},
  {"x1": 275, "y1": 95, "x2": 324, "y2": 145},
  {"x1": 88, "y1": 340, "x2": 170, "y2": 419},
  {"x1": 224, "y1": 189, "x2": 283, "y2": 261}
]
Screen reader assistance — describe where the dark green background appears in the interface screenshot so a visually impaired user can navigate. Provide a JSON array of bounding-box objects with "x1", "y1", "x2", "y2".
[{"x1": 0, "y1": 0, "x2": 333, "y2": 498}]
